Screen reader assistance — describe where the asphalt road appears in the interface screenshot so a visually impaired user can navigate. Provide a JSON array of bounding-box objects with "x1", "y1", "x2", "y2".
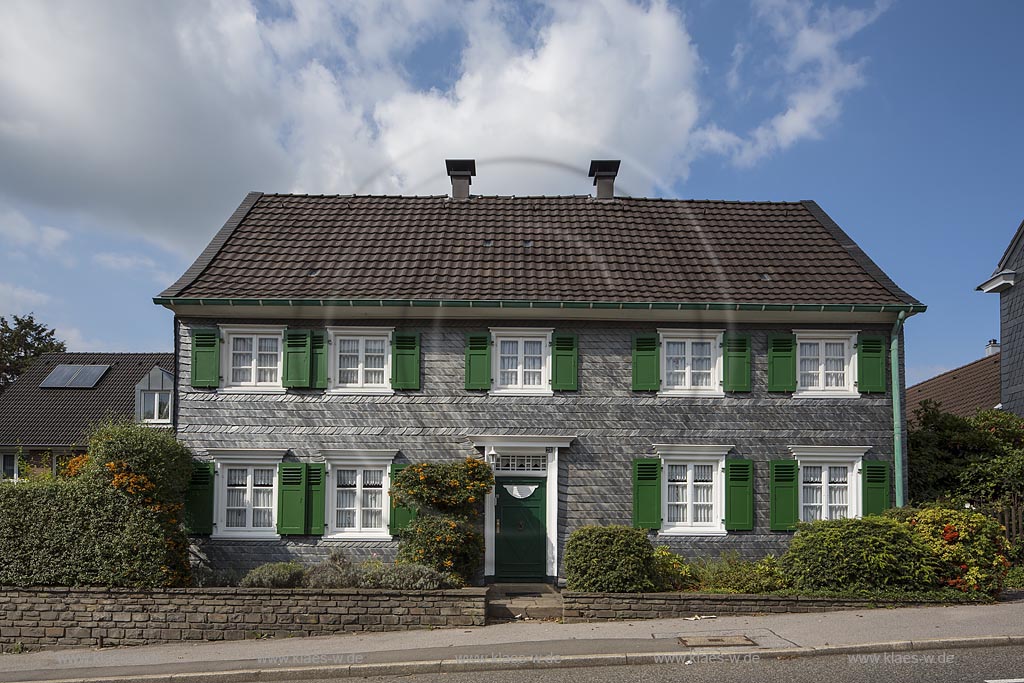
[{"x1": 292, "y1": 646, "x2": 1024, "y2": 683}]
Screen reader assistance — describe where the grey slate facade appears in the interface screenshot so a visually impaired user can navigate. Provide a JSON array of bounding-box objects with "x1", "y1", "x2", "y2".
[
  {"x1": 176, "y1": 317, "x2": 900, "y2": 577},
  {"x1": 979, "y1": 217, "x2": 1024, "y2": 416}
]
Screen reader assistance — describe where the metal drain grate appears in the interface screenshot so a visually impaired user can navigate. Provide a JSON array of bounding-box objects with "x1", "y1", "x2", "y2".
[{"x1": 678, "y1": 635, "x2": 756, "y2": 647}]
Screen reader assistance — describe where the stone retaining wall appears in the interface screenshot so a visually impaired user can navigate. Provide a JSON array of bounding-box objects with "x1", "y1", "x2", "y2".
[
  {"x1": 562, "y1": 591, "x2": 944, "y2": 622},
  {"x1": 0, "y1": 587, "x2": 488, "y2": 650}
]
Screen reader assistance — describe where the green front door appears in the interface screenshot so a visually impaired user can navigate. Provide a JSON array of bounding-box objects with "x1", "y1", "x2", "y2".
[{"x1": 494, "y1": 479, "x2": 546, "y2": 580}]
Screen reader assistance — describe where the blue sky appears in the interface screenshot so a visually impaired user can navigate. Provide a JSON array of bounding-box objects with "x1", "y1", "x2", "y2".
[{"x1": 0, "y1": 0, "x2": 1021, "y2": 385}]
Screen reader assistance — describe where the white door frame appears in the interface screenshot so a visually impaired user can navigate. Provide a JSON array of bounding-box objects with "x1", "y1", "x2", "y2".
[{"x1": 471, "y1": 435, "x2": 575, "y2": 579}]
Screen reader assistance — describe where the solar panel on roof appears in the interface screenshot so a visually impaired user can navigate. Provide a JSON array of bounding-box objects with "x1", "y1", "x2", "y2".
[{"x1": 39, "y1": 364, "x2": 110, "y2": 389}]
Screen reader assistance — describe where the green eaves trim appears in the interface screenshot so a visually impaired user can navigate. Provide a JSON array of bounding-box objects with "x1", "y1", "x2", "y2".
[{"x1": 153, "y1": 297, "x2": 927, "y2": 315}]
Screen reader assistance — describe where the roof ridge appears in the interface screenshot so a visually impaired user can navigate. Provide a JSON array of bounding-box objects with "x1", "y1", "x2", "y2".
[
  {"x1": 907, "y1": 352, "x2": 1000, "y2": 389},
  {"x1": 256, "y1": 193, "x2": 807, "y2": 204}
]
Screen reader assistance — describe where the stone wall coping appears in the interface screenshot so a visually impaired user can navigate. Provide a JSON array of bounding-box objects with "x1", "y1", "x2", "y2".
[
  {"x1": 562, "y1": 591, "x2": 950, "y2": 604},
  {"x1": 0, "y1": 586, "x2": 489, "y2": 597}
]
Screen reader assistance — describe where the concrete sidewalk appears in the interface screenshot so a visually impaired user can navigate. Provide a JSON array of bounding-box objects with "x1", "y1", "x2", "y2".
[{"x1": 2, "y1": 600, "x2": 1023, "y2": 682}]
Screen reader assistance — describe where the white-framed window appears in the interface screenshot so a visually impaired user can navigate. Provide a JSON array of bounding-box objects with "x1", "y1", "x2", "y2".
[
  {"x1": 210, "y1": 449, "x2": 286, "y2": 539},
  {"x1": 795, "y1": 331, "x2": 858, "y2": 397},
  {"x1": 658, "y1": 330, "x2": 724, "y2": 397},
  {"x1": 327, "y1": 327, "x2": 393, "y2": 394},
  {"x1": 1, "y1": 454, "x2": 17, "y2": 481},
  {"x1": 490, "y1": 327, "x2": 553, "y2": 396},
  {"x1": 654, "y1": 444, "x2": 731, "y2": 536},
  {"x1": 789, "y1": 445, "x2": 869, "y2": 521},
  {"x1": 220, "y1": 326, "x2": 285, "y2": 392},
  {"x1": 323, "y1": 450, "x2": 397, "y2": 540},
  {"x1": 141, "y1": 390, "x2": 171, "y2": 423}
]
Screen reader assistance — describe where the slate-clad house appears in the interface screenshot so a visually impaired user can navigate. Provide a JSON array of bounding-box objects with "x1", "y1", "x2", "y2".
[
  {"x1": 157, "y1": 160, "x2": 924, "y2": 582},
  {"x1": 979, "y1": 217, "x2": 1024, "y2": 416},
  {"x1": 0, "y1": 352, "x2": 174, "y2": 478}
]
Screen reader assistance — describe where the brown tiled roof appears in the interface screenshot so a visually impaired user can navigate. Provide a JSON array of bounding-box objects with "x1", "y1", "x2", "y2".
[
  {"x1": 0, "y1": 352, "x2": 173, "y2": 447},
  {"x1": 161, "y1": 194, "x2": 920, "y2": 306},
  {"x1": 906, "y1": 353, "x2": 1001, "y2": 422}
]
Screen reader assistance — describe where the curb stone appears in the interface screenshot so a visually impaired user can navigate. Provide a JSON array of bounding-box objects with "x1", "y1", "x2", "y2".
[{"x1": 7, "y1": 635, "x2": 1023, "y2": 683}]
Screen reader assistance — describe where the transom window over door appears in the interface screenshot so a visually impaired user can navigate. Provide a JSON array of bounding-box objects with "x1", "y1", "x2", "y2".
[
  {"x1": 490, "y1": 329, "x2": 553, "y2": 395},
  {"x1": 334, "y1": 468, "x2": 385, "y2": 532},
  {"x1": 224, "y1": 466, "x2": 275, "y2": 530}
]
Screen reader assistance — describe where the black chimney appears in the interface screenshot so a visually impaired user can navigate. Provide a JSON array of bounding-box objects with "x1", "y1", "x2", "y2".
[
  {"x1": 588, "y1": 159, "x2": 620, "y2": 199},
  {"x1": 445, "y1": 159, "x2": 476, "y2": 200}
]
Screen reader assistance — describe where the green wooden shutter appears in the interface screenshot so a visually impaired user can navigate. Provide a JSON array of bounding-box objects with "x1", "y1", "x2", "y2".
[
  {"x1": 724, "y1": 459, "x2": 754, "y2": 531},
  {"x1": 769, "y1": 460, "x2": 799, "y2": 531},
  {"x1": 184, "y1": 461, "x2": 215, "y2": 535},
  {"x1": 190, "y1": 328, "x2": 220, "y2": 388},
  {"x1": 465, "y1": 332, "x2": 491, "y2": 390},
  {"x1": 551, "y1": 333, "x2": 579, "y2": 391},
  {"x1": 861, "y1": 461, "x2": 892, "y2": 516},
  {"x1": 305, "y1": 463, "x2": 326, "y2": 535},
  {"x1": 392, "y1": 332, "x2": 421, "y2": 390},
  {"x1": 282, "y1": 329, "x2": 312, "y2": 388},
  {"x1": 722, "y1": 334, "x2": 751, "y2": 392},
  {"x1": 389, "y1": 463, "x2": 417, "y2": 534},
  {"x1": 767, "y1": 334, "x2": 797, "y2": 392},
  {"x1": 632, "y1": 458, "x2": 661, "y2": 529},
  {"x1": 632, "y1": 334, "x2": 660, "y2": 391},
  {"x1": 277, "y1": 463, "x2": 307, "y2": 535},
  {"x1": 311, "y1": 331, "x2": 328, "y2": 389},
  {"x1": 857, "y1": 334, "x2": 887, "y2": 393}
]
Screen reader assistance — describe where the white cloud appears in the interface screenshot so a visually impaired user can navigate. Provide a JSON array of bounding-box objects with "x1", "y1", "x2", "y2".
[
  {"x1": 0, "y1": 206, "x2": 70, "y2": 258},
  {"x1": 0, "y1": 281, "x2": 50, "y2": 315},
  {"x1": 55, "y1": 325, "x2": 109, "y2": 352},
  {"x1": 93, "y1": 251, "x2": 177, "y2": 285},
  {"x1": 0, "y1": 0, "x2": 885, "y2": 256}
]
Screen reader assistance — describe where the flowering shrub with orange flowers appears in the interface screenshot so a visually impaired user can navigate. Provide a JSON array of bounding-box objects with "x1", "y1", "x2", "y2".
[
  {"x1": 886, "y1": 506, "x2": 1010, "y2": 593},
  {"x1": 390, "y1": 458, "x2": 493, "y2": 583},
  {"x1": 390, "y1": 457, "x2": 494, "y2": 516},
  {"x1": 0, "y1": 421, "x2": 194, "y2": 588}
]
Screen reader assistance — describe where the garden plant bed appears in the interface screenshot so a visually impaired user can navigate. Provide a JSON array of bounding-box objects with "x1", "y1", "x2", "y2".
[
  {"x1": 561, "y1": 590, "x2": 989, "y2": 622},
  {"x1": 0, "y1": 586, "x2": 488, "y2": 651}
]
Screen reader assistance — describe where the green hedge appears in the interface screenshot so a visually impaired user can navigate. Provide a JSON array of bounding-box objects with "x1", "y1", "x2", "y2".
[
  {"x1": 564, "y1": 525, "x2": 657, "y2": 592},
  {"x1": 0, "y1": 477, "x2": 174, "y2": 587},
  {"x1": 0, "y1": 421, "x2": 192, "y2": 588},
  {"x1": 780, "y1": 517, "x2": 939, "y2": 591}
]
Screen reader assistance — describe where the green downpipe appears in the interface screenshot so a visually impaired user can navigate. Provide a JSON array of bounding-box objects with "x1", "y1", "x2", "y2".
[{"x1": 891, "y1": 310, "x2": 906, "y2": 507}]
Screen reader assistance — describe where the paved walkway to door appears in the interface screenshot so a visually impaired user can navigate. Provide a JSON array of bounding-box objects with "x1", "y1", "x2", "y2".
[{"x1": 487, "y1": 583, "x2": 564, "y2": 621}]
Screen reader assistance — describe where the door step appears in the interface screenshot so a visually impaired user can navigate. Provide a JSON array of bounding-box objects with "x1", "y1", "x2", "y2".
[{"x1": 487, "y1": 584, "x2": 563, "y2": 622}]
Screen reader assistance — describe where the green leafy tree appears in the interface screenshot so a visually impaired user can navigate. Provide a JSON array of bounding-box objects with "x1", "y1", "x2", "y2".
[
  {"x1": 908, "y1": 401, "x2": 998, "y2": 503},
  {"x1": 0, "y1": 313, "x2": 66, "y2": 392}
]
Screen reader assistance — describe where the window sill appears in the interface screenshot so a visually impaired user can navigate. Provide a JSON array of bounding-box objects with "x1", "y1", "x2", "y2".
[
  {"x1": 326, "y1": 388, "x2": 395, "y2": 396},
  {"x1": 657, "y1": 390, "x2": 725, "y2": 398},
  {"x1": 324, "y1": 533, "x2": 394, "y2": 541},
  {"x1": 211, "y1": 532, "x2": 282, "y2": 541},
  {"x1": 218, "y1": 387, "x2": 287, "y2": 395},
  {"x1": 658, "y1": 528, "x2": 729, "y2": 537},
  {"x1": 792, "y1": 391, "x2": 860, "y2": 399},
  {"x1": 488, "y1": 389, "x2": 555, "y2": 397}
]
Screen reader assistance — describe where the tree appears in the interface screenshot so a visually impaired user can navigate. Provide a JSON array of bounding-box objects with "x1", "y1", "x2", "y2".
[
  {"x1": 0, "y1": 313, "x2": 66, "y2": 392},
  {"x1": 907, "y1": 401, "x2": 999, "y2": 503}
]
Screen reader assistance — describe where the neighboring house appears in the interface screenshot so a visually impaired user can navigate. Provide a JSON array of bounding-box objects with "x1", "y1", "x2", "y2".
[
  {"x1": 906, "y1": 341, "x2": 1001, "y2": 423},
  {"x1": 979, "y1": 218, "x2": 1024, "y2": 416},
  {"x1": 156, "y1": 159, "x2": 925, "y2": 582},
  {"x1": 0, "y1": 352, "x2": 174, "y2": 478}
]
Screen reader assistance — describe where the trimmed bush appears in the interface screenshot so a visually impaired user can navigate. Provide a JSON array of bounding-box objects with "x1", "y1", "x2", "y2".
[
  {"x1": 0, "y1": 422, "x2": 192, "y2": 587},
  {"x1": 780, "y1": 517, "x2": 939, "y2": 591},
  {"x1": 390, "y1": 457, "x2": 494, "y2": 516},
  {"x1": 886, "y1": 506, "x2": 1010, "y2": 593},
  {"x1": 304, "y1": 550, "x2": 361, "y2": 589},
  {"x1": 397, "y1": 514, "x2": 481, "y2": 584},
  {"x1": 564, "y1": 526, "x2": 657, "y2": 592},
  {"x1": 359, "y1": 560, "x2": 460, "y2": 590},
  {"x1": 1006, "y1": 566, "x2": 1024, "y2": 589},
  {"x1": 695, "y1": 553, "x2": 789, "y2": 593},
  {"x1": 239, "y1": 562, "x2": 306, "y2": 588}
]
